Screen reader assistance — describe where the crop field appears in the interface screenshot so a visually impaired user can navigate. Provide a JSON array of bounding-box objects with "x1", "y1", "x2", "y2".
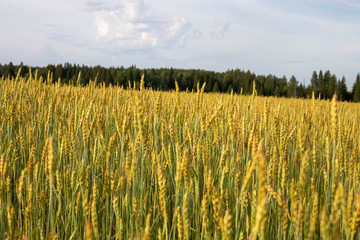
[{"x1": 1, "y1": 71, "x2": 360, "y2": 240}]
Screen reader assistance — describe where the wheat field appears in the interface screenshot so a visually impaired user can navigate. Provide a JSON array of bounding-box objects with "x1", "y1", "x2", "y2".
[{"x1": 0, "y1": 71, "x2": 360, "y2": 239}]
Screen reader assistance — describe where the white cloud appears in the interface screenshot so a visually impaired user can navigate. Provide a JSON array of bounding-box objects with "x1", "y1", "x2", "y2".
[
  {"x1": 92, "y1": 0, "x2": 193, "y2": 48},
  {"x1": 210, "y1": 20, "x2": 230, "y2": 39},
  {"x1": 96, "y1": 18, "x2": 109, "y2": 38},
  {"x1": 166, "y1": 17, "x2": 193, "y2": 47}
]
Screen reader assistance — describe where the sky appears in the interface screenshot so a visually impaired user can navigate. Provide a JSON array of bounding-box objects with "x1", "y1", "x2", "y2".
[{"x1": 1, "y1": 0, "x2": 360, "y2": 86}]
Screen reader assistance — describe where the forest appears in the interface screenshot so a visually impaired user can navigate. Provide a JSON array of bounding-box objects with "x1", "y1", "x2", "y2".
[{"x1": 1, "y1": 61, "x2": 360, "y2": 102}]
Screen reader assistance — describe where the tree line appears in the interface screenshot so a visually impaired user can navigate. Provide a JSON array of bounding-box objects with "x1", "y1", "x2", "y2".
[{"x1": 1, "y1": 62, "x2": 360, "y2": 102}]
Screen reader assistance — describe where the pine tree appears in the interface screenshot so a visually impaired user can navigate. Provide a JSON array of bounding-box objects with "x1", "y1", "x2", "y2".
[
  {"x1": 318, "y1": 70, "x2": 326, "y2": 99},
  {"x1": 5, "y1": 62, "x2": 15, "y2": 79},
  {"x1": 337, "y1": 76, "x2": 349, "y2": 101},
  {"x1": 311, "y1": 71, "x2": 318, "y2": 95},
  {"x1": 288, "y1": 75, "x2": 298, "y2": 98},
  {"x1": 212, "y1": 82, "x2": 219, "y2": 92},
  {"x1": 327, "y1": 74, "x2": 337, "y2": 99},
  {"x1": 352, "y1": 74, "x2": 360, "y2": 102},
  {"x1": 323, "y1": 70, "x2": 331, "y2": 98}
]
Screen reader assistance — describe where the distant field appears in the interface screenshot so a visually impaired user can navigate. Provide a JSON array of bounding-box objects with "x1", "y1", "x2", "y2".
[{"x1": 1, "y1": 72, "x2": 360, "y2": 239}]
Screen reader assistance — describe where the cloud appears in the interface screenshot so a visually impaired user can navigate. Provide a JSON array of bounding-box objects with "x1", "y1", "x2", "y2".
[
  {"x1": 210, "y1": 20, "x2": 230, "y2": 39},
  {"x1": 91, "y1": 0, "x2": 194, "y2": 48},
  {"x1": 96, "y1": 18, "x2": 109, "y2": 38},
  {"x1": 165, "y1": 17, "x2": 193, "y2": 47}
]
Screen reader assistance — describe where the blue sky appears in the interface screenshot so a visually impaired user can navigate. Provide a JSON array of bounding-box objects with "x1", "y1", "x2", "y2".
[{"x1": 1, "y1": 0, "x2": 360, "y2": 86}]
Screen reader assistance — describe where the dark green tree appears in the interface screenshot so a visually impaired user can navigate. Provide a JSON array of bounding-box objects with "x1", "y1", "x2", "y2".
[
  {"x1": 212, "y1": 82, "x2": 219, "y2": 92},
  {"x1": 5, "y1": 62, "x2": 15, "y2": 79},
  {"x1": 288, "y1": 75, "x2": 298, "y2": 98},
  {"x1": 311, "y1": 71, "x2": 318, "y2": 95},
  {"x1": 327, "y1": 74, "x2": 337, "y2": 99},
  {"x1": 227, "y1": 84, "x2": 233, "y2": 93},
  {"x1": 323, "y1": 70, "x2": 331, "y2": 99},
  {"x1": 318, "y1": 70, "x2": 326, "y2": 99},
  {"x1": 54, "y1": 64, "x2": 64, "y2": 81},
  {"x1": 352, "y1": 74, "x2": 360, "y2": 102},
  {"x1": 297, "y1": 83, "x2": 306, "y2": 98},
  {"x1": 337, "y1": 76, "x2": 349, "y2": 101},
  {"x1": 2, "y1": 62, "x2": 358, "y2": 102}
]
